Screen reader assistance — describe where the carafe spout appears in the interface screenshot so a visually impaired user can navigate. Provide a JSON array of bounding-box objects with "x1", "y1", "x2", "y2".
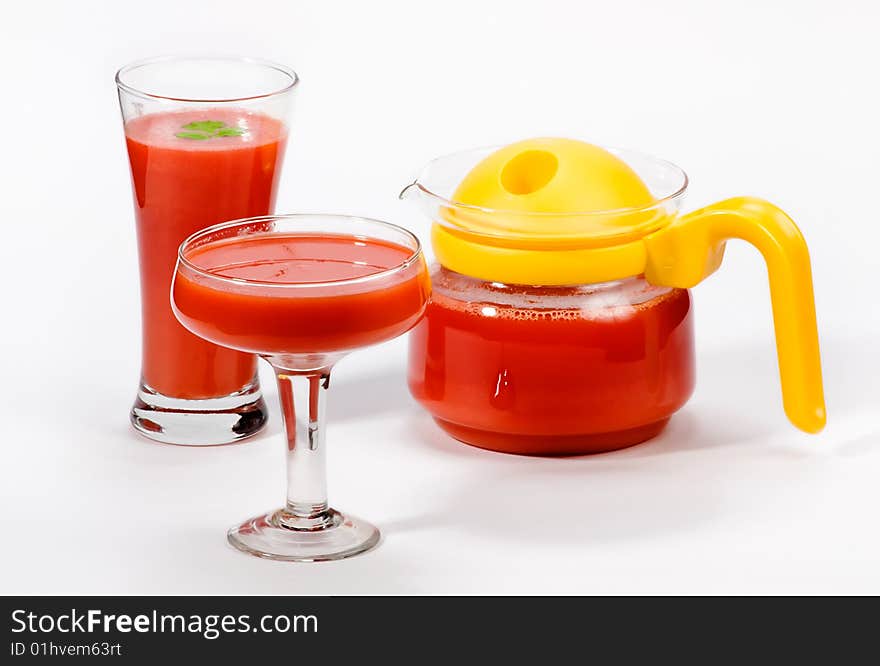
[{"x1": 399, "y1": 182, "x2": 418, "y2": 201}]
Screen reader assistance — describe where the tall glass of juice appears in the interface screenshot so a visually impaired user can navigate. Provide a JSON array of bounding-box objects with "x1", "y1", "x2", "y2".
[{"x1": 115, "y1": 57, "x2": 298, "y2": 445}]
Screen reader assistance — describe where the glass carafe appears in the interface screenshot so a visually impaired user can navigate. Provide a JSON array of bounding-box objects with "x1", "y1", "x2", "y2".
[{"x1": 401, "y1": 142, "x2": 825, "y2": 455}]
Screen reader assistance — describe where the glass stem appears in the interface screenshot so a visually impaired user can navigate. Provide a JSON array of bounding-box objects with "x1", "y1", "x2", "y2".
[{"x1": 274, "y1": 367, "x2": 333, "y2": 529}]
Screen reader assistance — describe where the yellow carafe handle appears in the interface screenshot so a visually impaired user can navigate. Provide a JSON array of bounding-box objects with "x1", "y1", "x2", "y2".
[{"x1": 644, "y1": 196, "x2": 826, "y2": 433}]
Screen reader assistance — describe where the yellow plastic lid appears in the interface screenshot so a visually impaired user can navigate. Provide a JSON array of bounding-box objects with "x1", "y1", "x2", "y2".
[{"x1": 416, "y1": 138, "x2": 686, "y2": 285}]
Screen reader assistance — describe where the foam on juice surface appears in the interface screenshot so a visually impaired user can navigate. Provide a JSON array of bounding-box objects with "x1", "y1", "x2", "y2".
[
  {"x1": 430, "y1": 266, "x2": 675, "y2": 322},
  {"x1": 125, "y1": 108, "x2": 287, "y2": 151}
]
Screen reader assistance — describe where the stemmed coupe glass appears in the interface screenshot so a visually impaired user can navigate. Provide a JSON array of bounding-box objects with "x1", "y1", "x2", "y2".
[{"x1": 171, "y1": 214, "x2": 430, "y2": 561}]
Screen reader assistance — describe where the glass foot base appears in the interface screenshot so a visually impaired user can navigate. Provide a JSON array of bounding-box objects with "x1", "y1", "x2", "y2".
[
  {"x1": 130, "y1": 382, "x2": 268, "y2": 446},
  {"x1": 228, "y1": 509, "x2": 380, "y2": 562},
  {"x1": 434, "y1": 417, "x2": 670, "y2": 456}
]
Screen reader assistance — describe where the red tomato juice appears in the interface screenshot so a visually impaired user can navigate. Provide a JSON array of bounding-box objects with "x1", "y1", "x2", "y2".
[
  {"x1": 172, "y1": 234, "x2": 430, "y2": 355},
  {"x1": 408, "y1": 272, "x2": 696, "y2": 455},
  {"x1": 125, "y1": 108, "x2": 287, "y2": 398}
]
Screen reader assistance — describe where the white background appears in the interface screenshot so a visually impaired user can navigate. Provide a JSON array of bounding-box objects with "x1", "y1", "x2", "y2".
[{"x1": 1, "y1": 0, "x2": 878, "y2": 594}]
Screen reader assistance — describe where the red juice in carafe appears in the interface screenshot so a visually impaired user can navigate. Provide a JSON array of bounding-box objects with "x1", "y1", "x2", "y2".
[
  {"x1": 408, "y1": 267, "x2": 696, "y2": 455},
  {"x1": 124, "y1": 108, "x2": 287, "y2": 398}
]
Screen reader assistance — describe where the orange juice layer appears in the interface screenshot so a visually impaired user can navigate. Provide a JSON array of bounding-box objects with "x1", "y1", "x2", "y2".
[
  {"x1": 408, "y1": 269, "x2": 696, "y2": 455},
  {"x1": 173, "y1": 234, "x2": 430, "y2": 354},
  {"x1": 125, "y1": 108, "x2": 287, "y2": 399}
]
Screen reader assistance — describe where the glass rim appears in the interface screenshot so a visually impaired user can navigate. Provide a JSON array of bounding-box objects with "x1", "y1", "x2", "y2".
[
  {"x1": 177, "y1": 214, "x2": 424, "y2": 290},
  {"x1": 404, "y1": 143, "x2": 690, "y2": 218},
  {"x1": 115, "y1": 55, "x2": 299, "y2": 103}
]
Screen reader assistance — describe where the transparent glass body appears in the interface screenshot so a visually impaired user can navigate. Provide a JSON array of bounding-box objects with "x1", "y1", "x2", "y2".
[
  {"x1": 172, "y1": 214, "x2": 430, "y2": 561},
  {"x1": 116, "y1": 56, "x2": 298, "y2": 445},
  {"x1": 408, "y1": 267, "x2": 695, "y2": 454}
]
